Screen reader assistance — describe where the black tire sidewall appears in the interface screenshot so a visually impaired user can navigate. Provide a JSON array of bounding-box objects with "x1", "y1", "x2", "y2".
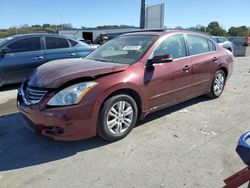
[{"x1": 98, "y1": 94, "x2": 138, "y2": 141}]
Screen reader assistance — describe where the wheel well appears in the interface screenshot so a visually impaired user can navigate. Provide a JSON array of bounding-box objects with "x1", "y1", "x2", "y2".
[
  {"x1": 219, "y1": 67, "x2": 228, "y2": 78},
  {"x1": 101, "y1": 89, "x2": 142, "y2": 119}
]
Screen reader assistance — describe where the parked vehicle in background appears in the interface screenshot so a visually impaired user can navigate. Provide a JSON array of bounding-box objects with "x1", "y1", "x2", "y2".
[
  {"x1": 246, "y1": 37, "x2": 250, "y2": 46},
  {"x1": 0, "y1": 33, "x2": 95, "y2": 86},
  {"x1": 211, "y1": 36, "x2": 234, "y2": 53},
  {"x1": 17, "y1": 30, "x2": 234, "y2": 142},
  {"x1": 228, "y1": 36, "x2": 250, "y2": 46}
]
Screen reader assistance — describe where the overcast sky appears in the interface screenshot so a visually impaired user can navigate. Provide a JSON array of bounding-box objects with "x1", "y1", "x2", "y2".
[{"x1": 0, "y1": 0, "x2": 249, "y2": 29}]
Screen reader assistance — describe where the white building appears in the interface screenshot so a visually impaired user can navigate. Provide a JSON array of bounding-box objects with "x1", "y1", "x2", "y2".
[{"x1": 58, "y1": 28, "x2": 136, "y2": 43}]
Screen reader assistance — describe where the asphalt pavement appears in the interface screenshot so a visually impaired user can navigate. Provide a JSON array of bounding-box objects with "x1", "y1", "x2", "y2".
[{"x1": 0, "y1": 57, "x2": 250, "y2": 188}]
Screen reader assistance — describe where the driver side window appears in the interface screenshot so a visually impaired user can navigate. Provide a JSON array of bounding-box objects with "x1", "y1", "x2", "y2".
[
  {"x1": 7, "y1": 37, "x2": 41, "y2": 53},
  {"x1": 154, "y1": 34, "x2": 187, "y2": 59}
]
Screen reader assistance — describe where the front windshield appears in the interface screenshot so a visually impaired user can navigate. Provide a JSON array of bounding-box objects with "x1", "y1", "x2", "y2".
[{"x1": 86, "y1": 35, "x2": 157, "y2": 64}]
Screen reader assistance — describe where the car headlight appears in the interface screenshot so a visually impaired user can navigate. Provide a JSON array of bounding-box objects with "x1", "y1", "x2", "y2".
[{"x1": 47, "y1": 81, "x2": 97, "y2": 106}]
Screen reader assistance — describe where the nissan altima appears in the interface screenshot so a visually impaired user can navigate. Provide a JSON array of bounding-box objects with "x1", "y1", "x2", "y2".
[{"x1": 17, "y1": 30, "x2": 234, "y2": 141}]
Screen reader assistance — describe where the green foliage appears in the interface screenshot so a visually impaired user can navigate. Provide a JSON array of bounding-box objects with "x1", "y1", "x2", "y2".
[
  {"x1": 187, "y1": 25, "x2": 207, "y2": 33},
  {"x1": 228, "y1": 26, "x2": 249, "y2": 36},
  {"x1": 1, "y1": 21, "x2": 248, "y2": 39},
  {"x1": 0, "y1": 23, "x2": 73, "y2": 38},
  {"x1": 206, "y1": 21, "x2": 227, "y2": 36},
  {"x1": 195, "y1": 24, "x2": 206, "y2": 32},
  {"x1": 0, "y1": 28, "x2": 55, "y2": 38},
  {"x1": 96, "y1": 25, "x2": 135, "y2": 29},
  {"x1": 174, "y1": 26, "x2": 184, "y2": 29}
]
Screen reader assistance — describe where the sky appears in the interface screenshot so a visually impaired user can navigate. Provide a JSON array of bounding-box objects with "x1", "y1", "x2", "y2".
[{"x1": 0, "y1": 0, "x2": 249, "y2": 29}]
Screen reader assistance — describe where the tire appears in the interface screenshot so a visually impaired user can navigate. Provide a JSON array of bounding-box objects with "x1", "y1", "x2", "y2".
[
  {"x1": 97, "y1": 94, "x2": 138, "y2": 142},
  {"x1": 207, "y1": 70, "x2": 226, "y2": 99}
]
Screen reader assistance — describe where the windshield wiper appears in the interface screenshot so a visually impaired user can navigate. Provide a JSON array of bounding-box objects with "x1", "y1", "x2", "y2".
[
  {"x1": 90, "y1": 58, "x2": 109, "y2": 62},
  {"x1": 89, "y1": 58, "x2": 122, "y2": 64}
]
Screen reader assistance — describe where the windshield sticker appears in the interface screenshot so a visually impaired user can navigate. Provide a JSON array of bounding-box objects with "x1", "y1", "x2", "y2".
[{"x1": 122, "y1": 46, "x2": 141, "y2": 51}]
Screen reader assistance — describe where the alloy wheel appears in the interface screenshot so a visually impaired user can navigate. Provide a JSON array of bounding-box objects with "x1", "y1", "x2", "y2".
[
  {"x1": 213, "y1": 73, "x2": 225, "y2": 96},
  {"x1": 106, "y1": 101, "x2": 134, "y2": 135}
]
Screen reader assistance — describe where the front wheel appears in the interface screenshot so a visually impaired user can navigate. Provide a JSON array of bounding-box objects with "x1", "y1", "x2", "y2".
[
  {"x1": 207, "y1": 70, "x2": 226, "y2": 99},
  {"x1": 97, "y1": 94, "x2": 138, "y2": 142}
]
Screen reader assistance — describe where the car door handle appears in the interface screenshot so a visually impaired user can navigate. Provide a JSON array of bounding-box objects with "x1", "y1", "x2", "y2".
[
  {"x1": 183, "y1": 65, "x2": 191, "y2": 72},
  {"x1": 212, "y1": 57, "x2": 218, "y2": 62},
  {"x1": 33, "y1": 56, "x2": 44, "y2": 61},
  {"x1": 67, "y1": 53, "x2": 76, "y2": 57}
]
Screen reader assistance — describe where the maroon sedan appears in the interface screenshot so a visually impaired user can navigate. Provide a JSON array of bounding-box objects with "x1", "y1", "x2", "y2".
[{"x1": 17, "y1": 30, "x2": 234, "y2": 141}]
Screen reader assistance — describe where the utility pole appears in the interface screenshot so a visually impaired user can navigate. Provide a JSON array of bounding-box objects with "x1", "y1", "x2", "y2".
[
  {"x1": 60, "y1": 14, "x2": 63, "y2": 30},
  {"x1": 140, "y1": 0, "x2": 145, "y2": 29}
]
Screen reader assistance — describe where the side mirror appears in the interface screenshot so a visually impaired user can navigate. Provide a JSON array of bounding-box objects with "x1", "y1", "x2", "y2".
[
  {"x1": 147, "y1": 54, "x2": 173, "y2": 67},
  {"x1": 0, "y1": 48, "x2": 11, "y2": 56}
]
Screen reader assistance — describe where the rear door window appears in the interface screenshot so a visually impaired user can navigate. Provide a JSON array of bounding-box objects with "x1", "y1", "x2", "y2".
[
  {"x1": 45, "y1": 37, "x2": 70, "y2": 50},
  {"x1": 187, "y1": 35, "x2": 210, "y2": 55},
  {"x1": 154, "y1": 34, "x2": 187, "y2": 59},
  {"x1": 68, "y1": 39, "x2": 78, "y2": 47},
  {"x1": 7, "y1": 37, "x2": 41, "y2": 53},
  {"x1": 68, "y1": 39, "x2": 90, "y2": 48}
]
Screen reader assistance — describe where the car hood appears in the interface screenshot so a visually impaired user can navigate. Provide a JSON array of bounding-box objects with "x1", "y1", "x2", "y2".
[{"x1": 28, "y1": 58, "x2": 129, "y2": 88}]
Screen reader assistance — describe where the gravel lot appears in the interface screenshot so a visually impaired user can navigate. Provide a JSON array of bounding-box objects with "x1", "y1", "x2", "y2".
[{"x1": 0, "y1": 57, "x2": 250, "y2": 188}]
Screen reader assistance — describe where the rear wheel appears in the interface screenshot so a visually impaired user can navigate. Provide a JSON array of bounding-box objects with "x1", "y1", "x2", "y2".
[
  {"x1": 207, "y1": 70, "x2": 226, "y2": 99},
  {"x1": 97, "y1": 94, "x2": 138, "y2": 142}
]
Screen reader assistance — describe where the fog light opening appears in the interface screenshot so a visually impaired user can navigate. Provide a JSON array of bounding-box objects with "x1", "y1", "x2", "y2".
[{"x1": 44, "y1": 126, "x2": 64, "y2": 136}]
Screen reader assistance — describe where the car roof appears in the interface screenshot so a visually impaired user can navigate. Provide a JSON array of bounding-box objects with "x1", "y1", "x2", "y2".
[
  {"x1": 9, "y1": 33, "x2": 67, "y2": 39},
  {"x1": 122, "y1": 29, "x2": 211, "y2": 38}
]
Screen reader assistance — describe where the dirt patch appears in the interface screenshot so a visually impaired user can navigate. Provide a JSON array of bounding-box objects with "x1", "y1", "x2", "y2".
[{"x1": 0, "y1": 99, "x2": 18, "y2": 116}]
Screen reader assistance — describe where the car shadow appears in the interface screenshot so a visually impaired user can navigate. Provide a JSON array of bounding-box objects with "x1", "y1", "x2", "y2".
[
  {"x1": 0, "y1": 96, "x2": 210, "y2": 172},
  {"x1": 0, "y1": 83, "x2": 20, "y2": 92},
  {"x1": 137, "y1": 95, "x2": 211, "y2": 126},
  {"x1": 0, "y1": 113, "x2": 111, "y2": 172}
]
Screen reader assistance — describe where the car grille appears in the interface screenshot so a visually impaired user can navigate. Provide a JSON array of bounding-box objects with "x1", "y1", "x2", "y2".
[{"x1": 23, "y1": 85, "x2": 48, "y2": 105}]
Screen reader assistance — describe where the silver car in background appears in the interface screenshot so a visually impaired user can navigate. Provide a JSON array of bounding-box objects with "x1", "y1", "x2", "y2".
[{"x1": 211, "y1": 36, "x2": 234, "y2": 54}]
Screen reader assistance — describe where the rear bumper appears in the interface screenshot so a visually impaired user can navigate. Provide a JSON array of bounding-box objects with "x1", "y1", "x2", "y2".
[{"x1": 17, "y1": 90, "x2": 98, "y2": 141}]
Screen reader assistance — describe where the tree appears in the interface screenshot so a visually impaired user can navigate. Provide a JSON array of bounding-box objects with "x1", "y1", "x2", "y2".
[
  {"x1": 195, "y1": 24, "x2": 206, "y2": 32},
  {"x1": 42, "y1": 24, "x2": 51, "y2": 28},
  {"x1": 175, "y1": 26, "x2": 184, "y2": 30},
  {"x1": 207, "y1": 21, "x2": 227, "y2": 36},
  {"x1": 96, "y1": 25, "x2": 135, "y2": 29},
  {"x1": 31, "y1": 24, "x2": 41, "y2": 28},
  {"x1": 62, "y1": 23, "x2": 73, "y2": 29},
  {"x1": 20, "y1": 24, "x2": 29, "y2": 28},
  {"x1": 228, "y1": 26, "x2": 249, "y2": 36}
]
